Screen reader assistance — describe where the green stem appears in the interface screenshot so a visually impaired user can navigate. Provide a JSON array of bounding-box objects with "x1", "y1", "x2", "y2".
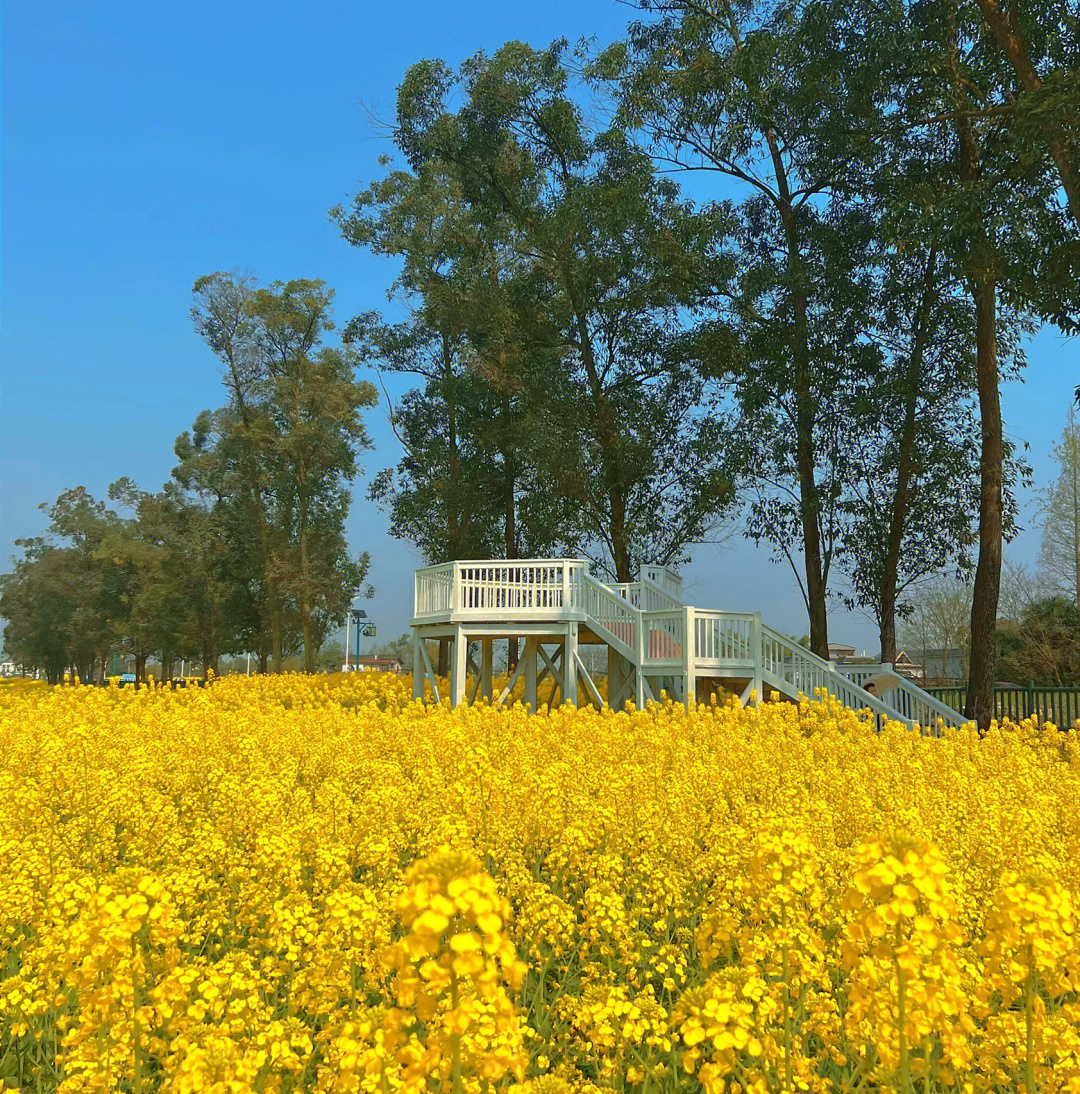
[
  {"x1": 896, "y1": 925, "x2": 908, "y2": 1094},
  {"x1": 781, "y1": 905, "x2": 793, "y2": 1093},
  {"x1": 131, "y1": 937, "x2": 142, "y2": 1094},
  {"x1": 1025, "y1": 949, "x2": 1037, "y2": 1094},
  {"x1": 451, "y1": 969, "x2": 463, "y2": 1094}
]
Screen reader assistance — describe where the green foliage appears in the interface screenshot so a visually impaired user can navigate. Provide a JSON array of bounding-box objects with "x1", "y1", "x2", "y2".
[
  {"x1": 341, "y1": 41, "x2": 738, "y2": 580},
  {"x1": 997, "y1": 596, "x2": 1080, "y2": 685}
]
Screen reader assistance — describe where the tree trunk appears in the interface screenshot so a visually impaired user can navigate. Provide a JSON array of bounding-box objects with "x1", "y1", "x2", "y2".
[
  {"x1": 272, "y1": 609, "x2": 283, "y2": 674},
  {"x1": 259, "y1": 651, "x2": 269, "y2": 674},
  {"x1": 950, "y1": 24, "x2": 1003, "y2": 730},
  {"x1": 135, "y1": 653, "x2": 147, "y2": 686},
  {"x1": 300, "y1": 493, "x2": 314, "y2": 674},
  {"x1": 790, "y1": 244, "x2": 828, "y2": 659},
  {"x1": 879, "y1": 248, "x2": 939, "y2": 663},
  {"x1": 437, "y1": 638, "x2": 450, "y2": 677},
  {"x1": 1070, "y1": 424, "x2": 1080, "y2": 615},
  {"x1": 965, "y1": 277, "x2": 1003, "y2": 729},
  {"x1": 503, "y1": 398, "x2": 517, "y2": 560},
  {"x1": 563, "y1": 272, "x2": 633, "y2": 583},
  {"x1": 443, "y1": 333, "x2": 463, "y2": 559},
  {"x1": 768, "y1": 132, "x2": 829, "y2": 659}
]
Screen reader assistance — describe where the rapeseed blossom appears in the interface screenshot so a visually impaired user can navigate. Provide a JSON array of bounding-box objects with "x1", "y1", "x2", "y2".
[{"x1": 2, "y1": 673, "x2": 1080, "y2": 1091}]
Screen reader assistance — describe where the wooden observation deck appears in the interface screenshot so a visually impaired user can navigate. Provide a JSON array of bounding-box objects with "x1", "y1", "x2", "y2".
[{"x1": 410, "y1": 558, "x2": 967, "y2": 731}]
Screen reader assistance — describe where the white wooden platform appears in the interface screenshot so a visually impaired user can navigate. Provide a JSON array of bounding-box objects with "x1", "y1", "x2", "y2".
[{"x1": 410, "y1": 559, "x2": 967, "y2": 731}]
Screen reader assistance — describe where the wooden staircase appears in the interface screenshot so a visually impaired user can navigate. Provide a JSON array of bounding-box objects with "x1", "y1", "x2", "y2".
[{"x1": 410, "y1": 559, "x2": 968, "y2": 731}]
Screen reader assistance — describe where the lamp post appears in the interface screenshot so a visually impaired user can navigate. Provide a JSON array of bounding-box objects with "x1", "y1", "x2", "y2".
[{"x1": 346, "y1": 607, "x2": 375, "y2": 671}]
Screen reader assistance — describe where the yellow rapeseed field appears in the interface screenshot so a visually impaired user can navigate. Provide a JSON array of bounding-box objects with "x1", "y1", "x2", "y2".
[{"x1": 2, "y1": 673, "x2": 1080, "y2": 1093}]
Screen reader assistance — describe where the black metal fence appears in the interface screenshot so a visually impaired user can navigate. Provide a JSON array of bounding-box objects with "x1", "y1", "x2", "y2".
[{"x1": 926, "y1": 684, "x2": 1080, "y2": 728}]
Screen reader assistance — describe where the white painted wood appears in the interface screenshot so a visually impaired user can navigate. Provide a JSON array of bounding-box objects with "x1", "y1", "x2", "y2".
[
  {"x1": 418, "y1": 638, "x2": 440, "y2": 705},
  {"x1": 480, "y1": 639, "x2": 493, "y2": 702},
  {"x1": 683, "y1": 606, "x2": 695, "y2": 708},
  {"x1": 564, "y1": 625, "x2": 578, "y2": 707},
  {"x1": 495, "y1": 654, "x2": 528, "y2": 708},
  {"x1": 538, "y1": 643, "x2": 564, "y2": 706},
  {"x1": 450, "y1": 627, "x2": 467, "y2": 707},
  {"x1": 412, "y1": 630, "x2": 424, "y2": 701},
  {"x1": 524, "y1": 637, "x2": 538, "y2": 711},
  {"x1": 410, "y1": 559, "x2": 966, "y2": 728},
  {"x1": 574, "y1": 649, "x2": 603, "y2": 709}
]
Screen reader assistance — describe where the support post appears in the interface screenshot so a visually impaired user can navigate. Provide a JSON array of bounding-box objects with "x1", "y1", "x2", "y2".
[
  {"x1": 683, "y1": 606, "x2": 695, "y2": 710},
  {"x1": 564, "y1": 624, "x2": 578, "y2": 707},
  {"x1": 412, "y1": 630, "x2": 424, "y2": 700},
  {"x1": 450, "y1": 627, "x2": 466, "y2": 707},
  {"x1": 480, "y1": 638, "x2": 493, "y2": 703},
  {"x1": 524, "y1": 636, "x2": 538, "y2": 711},
  {"x1": 751, "y1": 612, "x2": 763, "y2": 705},
  {"x1": 607, "y1": 645, "x2": 622, "y2": 710}
]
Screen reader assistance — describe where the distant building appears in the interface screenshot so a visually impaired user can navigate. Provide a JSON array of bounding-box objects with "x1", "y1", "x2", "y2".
[
  {"x1": 893, "y1": 650, "x2": 925, "y2": 681},
  {"x1": 828, "y1": 642, "x2": 858, "y2": 661},
  {"x1": 343, "y1": 656, "x2": 404, "y2": 674},
  {"x1": 910, "y1": 647, "x2": 967, "y2": 683}
]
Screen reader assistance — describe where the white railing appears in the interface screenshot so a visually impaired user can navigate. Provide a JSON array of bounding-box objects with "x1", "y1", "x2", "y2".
[
  {"x1": 693, "y1": 611, "x2": 756, "y2": 667},
  {"x1": 612, "y1": 577, "x2": 683, "y2": 612},
  {"x1": 879, "y1": 682, "x2": 968, "y2": 732},
  {"x1": 759, "y1": 623, "x2": 903, "y2": 724},
  {"x1": 757, "y1": 625, "x2": 967, "y2": 732},
  {"x1": 832, "y1": 662, "x2": 966, "y2": 730},
  {"x1": 833, "y1": 662, "x2": 890, "y2": 688},
  {"x1": 760, "y1": 624, "x2": 832, "y2": 699},
  {"x1": 640, "y1": 578, "x2": 683, "y2": 611},
  {"x1": 414, "y1": 563, "x2": 455, "y2": 618},
  {"x1": 642, "y1": 609, "x2": 685, "y2": 665},
  {"x1": 642, "y1": 565, "x2": 683, "y2": 604},
  {"x1": 414, "y1": 559, "x2": 585, "y2": 621},
  {"x1": 413, "y1": 558, "x2": 967, "y2": 731},
  {"x1": 457, "y1": 560, "x2": 575, "y2": 615},
  {"x1": 611, "y1": 582, "x2": 642, "y2": 608},
  {"x1": 579, "y1": 573, "x2": 638, "y2": 659}
]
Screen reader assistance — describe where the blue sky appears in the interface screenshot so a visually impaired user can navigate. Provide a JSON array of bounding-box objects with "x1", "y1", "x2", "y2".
[{"x1": 3, "y1": 1, "x2": 1078, "y2": 657}]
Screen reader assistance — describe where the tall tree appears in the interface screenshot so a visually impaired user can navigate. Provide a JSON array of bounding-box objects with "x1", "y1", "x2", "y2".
[
  {"x1": 831, "y1": 0, "x2": 1071, "y2": 724},
  {"x1": 190, "y1": 272, "x2": 277, "y2": 665},
  {"x1": 970, "y1": 0, "x2": 1080, "y2": 225},
  {"x1": 247, "y1": 280, "x2": 377, "y2": 673},
  {"x1": 602, "y1": 0, "x2": 876, "y2": 652},
  {"x1": 390, "y1": 43, "x2": 736, "y2": 580},
  {"x1": 190, "y1": 274, "x2": 377, "y2": 672},
  {"x1": 1040, "y1": 408, "x2": 1080, "y2": 611},
  {"x1": 336, "y1": 159, "x2": 581, "y2": 564}
]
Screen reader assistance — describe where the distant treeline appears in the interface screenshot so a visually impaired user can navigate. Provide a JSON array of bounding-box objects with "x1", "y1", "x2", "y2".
[{"x1": 1, "y1": 279, "x2": 375, "y2": 683}]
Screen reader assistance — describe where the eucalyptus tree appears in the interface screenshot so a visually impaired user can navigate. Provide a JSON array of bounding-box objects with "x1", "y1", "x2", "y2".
[
  {"x1": 387, "y1": 43, "x2": 735, "y2": 581},
  {"x1": 190, "y1": 275, "x2": 376, "y2": 672},
  {"x1": 334, "y1": 163, "x2": 570, "y2": 564},
  {"x1": 598, "y1": 0, "x2": 881, "y2": 653},
  {"x1": 833, "y1": 0, "x2": 1072, "y2": 724}
]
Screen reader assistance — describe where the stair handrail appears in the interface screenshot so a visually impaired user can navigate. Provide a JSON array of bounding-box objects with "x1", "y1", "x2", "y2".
[
  {"x1": 758, "y1": 622, "x2": 950, "y2": 730},
  {"x1": 638, "y1": 573, "x2": 683, "y2": 611},
  {"x1": 831, "y1": 659, "x2": 968, "y2": 729},
  {"x1": 579, "y1": 571, "x2": 640, "y2": 662}
]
